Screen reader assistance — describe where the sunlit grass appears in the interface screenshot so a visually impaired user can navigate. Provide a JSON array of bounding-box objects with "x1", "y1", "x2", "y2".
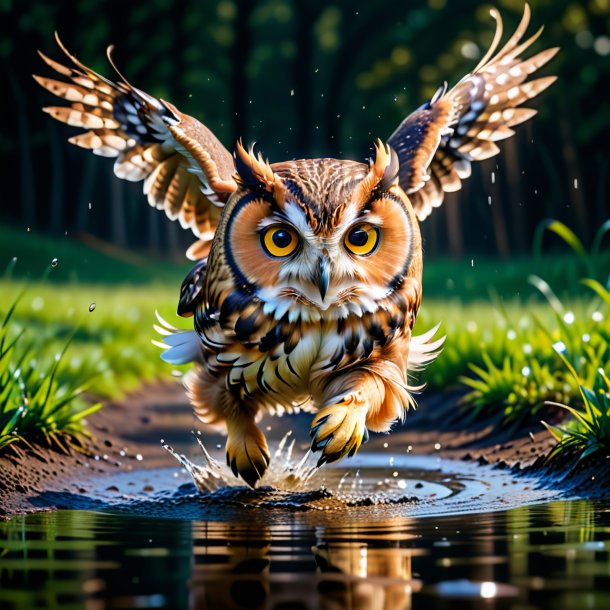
[
  {"x1": 1, "y1": 280, "x2": 181, "y2": 399},
  {"x1": 0, "y1": 277, "x2": 184, "y2": 451},
  {"x1": 423, "y1": 218, "x2": 609, "y2": 465},
  {"x1": 543, "y1": 367, "x2": 610, "y2": 463},
  {"x1": 0, "y1": 291, "x2": 101, "y2": 452}
]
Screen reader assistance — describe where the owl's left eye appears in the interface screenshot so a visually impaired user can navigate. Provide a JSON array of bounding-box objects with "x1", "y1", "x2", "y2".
[
  {"x1": 344, "y1": 223, "x2": 380, "y2": 256},
  {"x1": 261, "y1": 225, "x2": 300, "y2": 258}
]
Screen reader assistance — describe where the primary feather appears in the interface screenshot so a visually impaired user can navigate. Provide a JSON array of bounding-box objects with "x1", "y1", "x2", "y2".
[{"x1": 388, "y1": 3, "x2": 558, "y2": 221}]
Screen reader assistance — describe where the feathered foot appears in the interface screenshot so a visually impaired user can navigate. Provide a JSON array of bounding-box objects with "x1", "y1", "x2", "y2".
[
  {"x1": 310, "y1": 392, "x2": 369, "y2": 467},
  {"x1": 226, "y1": 416, "x2": 270, "y2": 488}
]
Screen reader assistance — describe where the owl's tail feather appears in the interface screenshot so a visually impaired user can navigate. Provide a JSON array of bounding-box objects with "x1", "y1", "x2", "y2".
[
  {"x1": 152, "y1": 311, "x2": 202, "y2": 364},
  {"x1": 408, "y1": 323, "x2": 445, "y2": 371}
]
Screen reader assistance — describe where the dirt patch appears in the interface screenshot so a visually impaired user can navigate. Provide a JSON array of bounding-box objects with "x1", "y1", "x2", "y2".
[{"x1": 0, "y1": 381, "x2": 608, "y2": 519}]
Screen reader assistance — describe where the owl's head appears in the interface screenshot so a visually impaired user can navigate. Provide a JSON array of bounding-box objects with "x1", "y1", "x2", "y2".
[{"x1": 217, "y1": 141, "x2": 422, "y2": 321}]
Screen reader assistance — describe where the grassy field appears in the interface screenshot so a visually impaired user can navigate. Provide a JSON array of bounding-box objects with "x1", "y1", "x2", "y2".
[{"x1": 1, "y1": 222, "x2": 608, "y2": 461}]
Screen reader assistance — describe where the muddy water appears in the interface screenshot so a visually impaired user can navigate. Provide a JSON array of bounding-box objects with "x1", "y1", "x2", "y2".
[{"x1": 1, "y1": 452, "x2": 610, "y2": 610}]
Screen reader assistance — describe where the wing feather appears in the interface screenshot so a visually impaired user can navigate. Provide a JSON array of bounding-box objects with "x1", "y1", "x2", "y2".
[
  {"x1": 387, "y1": 4, "x2": 558, "y2": 221},
  {"x1": 35, "y1": 34, "x2": 237, "y2": 258}
]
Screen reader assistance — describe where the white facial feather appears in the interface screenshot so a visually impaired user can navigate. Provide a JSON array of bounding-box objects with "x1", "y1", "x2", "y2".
[{"x1": 254, "y1": 197, "x2": 405, "y2": 320}]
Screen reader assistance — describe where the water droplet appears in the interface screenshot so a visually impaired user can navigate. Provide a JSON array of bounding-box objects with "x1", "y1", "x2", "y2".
[
  {"x1": 434, "y1": 443, "x2": 441, "y2": 451},
  {"x1": 553, "y1": 341, "x2": 567, "y2": 354},
  {"x1": 491, "y1": 172, "x2": 496, "y2": 184},
  {"x1": 521, "y1": 366, "x2": 531, "y2": 377},
  {"x1": 573, "y1": 178, "x2": 578, "y2": 189},
  {"x1": 88, "y1": 202, "x2": 92, "y2": 210},
  {"x1": 592, "y1": 311, "x2": 603, "y2": 322},
  {"x1": 290, "y1": 89, "x2": 294, "y2": 96},
  {"x1": 507, "y1": 330, "x2": 516, "y2": 340},
  {"x1": 563, "y1": 311, "x2": 575, "y2": 324},
  {"x1": 89, "y1": 303, "x2": 96, "y2": 312},
  {"x1": 135, "y1": 453, "x2": 143, "y2": 461},
  {"x1": 31, "y1": 297, "x2": 44, "y2": 311},
  {"x1": 480, "y1": 582, "x2": 498, "y2": 598},
  {"x1": 51, "y1": 258, "x2": 58, "y2": 268},
  {"x1": 383, "y1": 442, "x2": 389, "y2": 448}
]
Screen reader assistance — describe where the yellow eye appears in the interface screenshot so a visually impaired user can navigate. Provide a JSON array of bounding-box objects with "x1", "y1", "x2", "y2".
[
  {"x1": 344, "y1": 224, "x2": 380, "y2": 256},
  {"x1": 261, "y1": 225, "x2": 299, "y2": 258}
]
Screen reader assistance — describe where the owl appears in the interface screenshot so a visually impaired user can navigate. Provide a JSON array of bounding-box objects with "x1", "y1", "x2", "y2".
[{"x1": 36, "y1": 5, "x2": 556, "y2": 486}]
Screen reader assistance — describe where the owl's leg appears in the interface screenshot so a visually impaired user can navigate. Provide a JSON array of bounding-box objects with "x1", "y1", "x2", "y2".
[
  {"x1": 310, "y1": 371, "x2": 384, "y2": 466},
  {"x1": 185, "y1": 367, "x2": 270, "y2": 486},
  {"x1": 225, "y1": 407, "x2": 270, "y2": 488}
]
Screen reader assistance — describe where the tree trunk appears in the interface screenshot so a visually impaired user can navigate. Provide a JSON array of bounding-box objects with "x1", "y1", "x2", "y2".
[
  {"x1": 110, "y1": 173, "x2": 127, "y2": 247},
  {"x1": 504, "y1": 136, "x2": 526, "y2": 252},
  {"x1": 292, "y1": 2, "x2": 316, "y2": 157},
  {"x1": 75, "y1": 156, "x2": 97, "y2": 232},
  {"x1": 444, "y1": 192, "x2": 463, "y2": 258},
  {"x1": 7, "y1": 64, "x2": 37, "y2": 229},
  {"x1": 483, "y1": 160, "x2": 510, "y2": 259},
  {"x1": 48, "y1": 122, "x2": 65, "y2": 234},
  {"x1": 559, "y1": 111, "x2": 588, "y2": 241},
  {"x1": 230, "y1": 0, "x2": 252, "y2": 145}
]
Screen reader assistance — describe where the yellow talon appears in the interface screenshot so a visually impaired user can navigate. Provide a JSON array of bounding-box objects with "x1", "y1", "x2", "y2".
[
  {"x1": 225, "y1": 418, "x2": 270, "y2": 488},
  {"x1": 310, "y1": 396, "x2": 368, "y2": 466}
]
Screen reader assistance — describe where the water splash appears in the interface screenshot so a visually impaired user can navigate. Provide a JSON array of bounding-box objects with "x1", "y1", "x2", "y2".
[
  {"x1": 163, "y1": 432, "x2": 319, "y2": 494},
  {"x1": 162, "y1": 432, "x2": 427, "y2": 509}
]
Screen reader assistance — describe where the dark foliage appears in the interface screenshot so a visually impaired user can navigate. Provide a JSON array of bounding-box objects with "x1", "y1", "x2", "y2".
[{"x1": 2, "y1": 0, "x2": 609, "y2": 258}]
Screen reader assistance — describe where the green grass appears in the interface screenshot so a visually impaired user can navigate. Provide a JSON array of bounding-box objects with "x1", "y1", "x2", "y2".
[
  {"x1": 0, "y1": 225, "x2": 191, "y2": 450},
  {"x1": 0, "y1": 280, "x2": 181, "y2": 397},
  {"x1": 0, "y1": 291, "x2": 101, "y2": 451},
  {"x1": 422, "y1": 219, "x2": 610, "y2": 465},
  {"x1": 543, "y1": 366, "x2": 610, "y2": 463},
  {"x1": 0, "y1": 278, "x2": 186, "y2": 451}
]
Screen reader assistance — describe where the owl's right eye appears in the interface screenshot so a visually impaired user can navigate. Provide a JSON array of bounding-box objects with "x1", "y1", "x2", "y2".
[{"x1": 261, "y1": 225, "x2": 300, "y2": 258}]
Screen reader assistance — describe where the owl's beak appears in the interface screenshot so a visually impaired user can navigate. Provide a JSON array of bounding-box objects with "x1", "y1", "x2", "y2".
[{"x1": 315, "y1": 255, "x2": 331, "y2": 301}]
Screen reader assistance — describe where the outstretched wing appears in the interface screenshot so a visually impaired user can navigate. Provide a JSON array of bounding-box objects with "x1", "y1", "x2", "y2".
[
  {"x1": 387, "y1": 4, "x2": 558, "y2": 221},
  {"x1": 34, "y1": 34, "x2": 238, "y2": 259}
]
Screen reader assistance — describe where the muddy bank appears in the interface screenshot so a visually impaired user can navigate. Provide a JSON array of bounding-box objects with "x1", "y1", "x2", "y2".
[{"x1": 1, "y1": 381, "x2": 608, "y2": 519}]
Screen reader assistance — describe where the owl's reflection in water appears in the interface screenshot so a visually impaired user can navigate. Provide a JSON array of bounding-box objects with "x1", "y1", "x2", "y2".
[{"x1": 189, "y1": 522, "x2": 418, "y2": 610}]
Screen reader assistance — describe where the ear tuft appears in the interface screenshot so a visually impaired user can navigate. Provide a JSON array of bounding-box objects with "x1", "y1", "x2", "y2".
[
  {"x1": 371, "y1": 138, "x2": 400, "y2": 190},
  {"x1": 234, "y1": 140, "x2": 275, "y2": 191}
]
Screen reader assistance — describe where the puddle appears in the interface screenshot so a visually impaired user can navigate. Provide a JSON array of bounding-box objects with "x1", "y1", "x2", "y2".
[
  {"x1": 2, "y1": 439, "x2": 605, "y2": 609},
  {"x1": 54, "y1": 437, "x2": 562, "y2": 520},
  {"x1": 2, "y1": 499, "x2": 610, "y2": 610}
]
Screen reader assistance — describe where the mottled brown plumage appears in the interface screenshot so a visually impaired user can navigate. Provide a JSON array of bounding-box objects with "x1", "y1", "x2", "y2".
[{"x1": 36, "y1": 5, "x2": 556, "y2": 487}]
